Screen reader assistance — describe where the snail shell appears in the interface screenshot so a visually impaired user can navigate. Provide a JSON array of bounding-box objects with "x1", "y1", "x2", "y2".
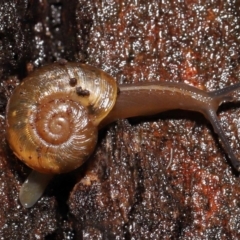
[{"x1": 6, "y1": 62, "x2": 118, "y2": 174}]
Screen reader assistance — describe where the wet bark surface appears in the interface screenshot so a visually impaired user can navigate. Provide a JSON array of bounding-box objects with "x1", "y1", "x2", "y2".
[{"x1": 0, "y1": 0, "x2": 240, "y2": 239}]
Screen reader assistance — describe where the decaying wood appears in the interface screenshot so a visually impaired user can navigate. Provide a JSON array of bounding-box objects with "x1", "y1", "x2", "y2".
[{"x1": 0, "y1": 0, "x2": 240, "y2": 239}]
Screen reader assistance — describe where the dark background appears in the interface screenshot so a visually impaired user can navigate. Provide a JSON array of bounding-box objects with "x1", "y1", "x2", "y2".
[{"x1": 0, "y1": 0, "x2": 240, "y2": 239}]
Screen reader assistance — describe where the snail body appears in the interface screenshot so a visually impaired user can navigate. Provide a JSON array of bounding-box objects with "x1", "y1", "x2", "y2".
[{"x1": 5, "y1": 62, "x2": 240, "y2": 207}]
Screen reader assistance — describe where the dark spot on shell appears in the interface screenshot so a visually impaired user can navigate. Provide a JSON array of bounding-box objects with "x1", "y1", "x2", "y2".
[
  {"x1": 76, "y1": 86, "x2": 90, "y2": 97},
  {"x1": 69, "y1": 78, "x2": 77, "y2": 87}
]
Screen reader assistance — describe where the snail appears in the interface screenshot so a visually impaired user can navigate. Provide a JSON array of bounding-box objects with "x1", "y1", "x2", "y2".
[{"x1": 5, "y1": 61, "x2": 240, "y2": 208}]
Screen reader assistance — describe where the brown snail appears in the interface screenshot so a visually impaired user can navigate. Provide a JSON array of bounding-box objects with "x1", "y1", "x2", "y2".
[{"x1": 5, "y1": 61, "x2": 240, "y2": 208}]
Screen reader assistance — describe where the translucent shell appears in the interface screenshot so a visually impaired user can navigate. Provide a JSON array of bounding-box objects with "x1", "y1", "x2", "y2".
[{"x1": 6, "y1": 63, "x2": 118, "y2": 174}]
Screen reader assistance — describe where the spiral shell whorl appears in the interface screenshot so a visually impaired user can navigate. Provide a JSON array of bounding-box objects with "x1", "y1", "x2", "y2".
[{"x1": 6, "y1": 63, "x2": 118, "y2": 174}]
